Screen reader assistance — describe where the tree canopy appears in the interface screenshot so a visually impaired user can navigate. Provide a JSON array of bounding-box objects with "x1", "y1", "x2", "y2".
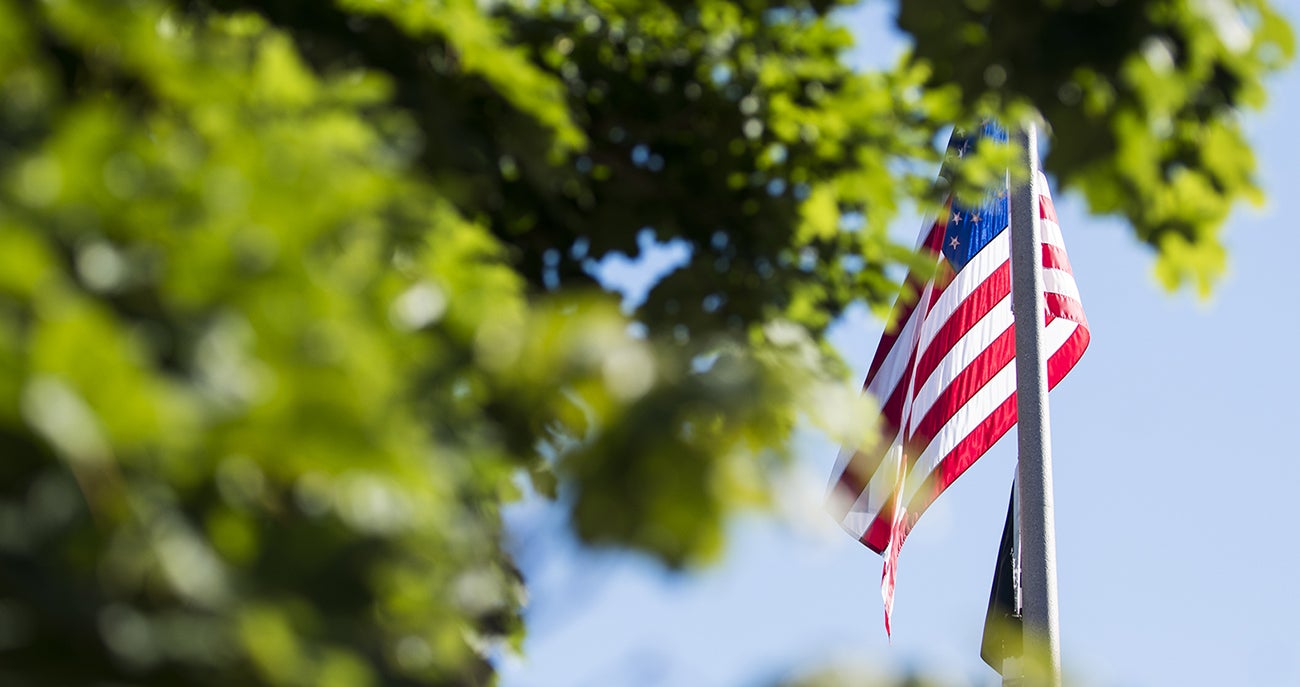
[{"x1": 0, "y1": 0, "x2": 1290, "y2": 685}]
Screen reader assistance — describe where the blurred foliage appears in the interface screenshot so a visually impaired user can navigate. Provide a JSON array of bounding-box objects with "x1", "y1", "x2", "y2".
[
  {"x1": 901, "y1": 0, "x2": 1294, "y2": 292},
  {"x1": 0, "y1": 0, "x2": 1289, "y2": 685},
  {"x1": 770, "y1": 668, "x2": 953, "y2": 687}
]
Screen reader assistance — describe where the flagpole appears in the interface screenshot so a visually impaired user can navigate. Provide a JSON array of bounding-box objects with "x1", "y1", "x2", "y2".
[{"x1": 1008, "y1": 122, "x2": 1062, "y2": 686}]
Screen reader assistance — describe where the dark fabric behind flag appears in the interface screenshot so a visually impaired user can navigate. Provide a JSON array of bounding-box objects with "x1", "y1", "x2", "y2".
[{"x1": 981, "y1": 481, "x2": 1022, "y2": 673}]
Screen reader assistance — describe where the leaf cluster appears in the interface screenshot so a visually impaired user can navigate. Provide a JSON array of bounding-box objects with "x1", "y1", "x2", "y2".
[{"x1": 900, "y1": 0, "x2": 1293, "y2": 292}]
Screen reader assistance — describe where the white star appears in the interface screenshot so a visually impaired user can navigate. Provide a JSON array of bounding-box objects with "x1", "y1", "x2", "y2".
[
  {"x1": 971, "y1": 212, "x2": 982, "y2": 224},
  {"x1": 949, "y1": 236, "x2": 960, "y2": 249},
  {"x1": 951, "y1": 212, "x2": 962, "y2": 225}
]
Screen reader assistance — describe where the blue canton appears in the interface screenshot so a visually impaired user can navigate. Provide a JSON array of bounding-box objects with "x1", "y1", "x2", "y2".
[{"x1": 941, "y1": 122, "x2": 1009, "y2": 274}]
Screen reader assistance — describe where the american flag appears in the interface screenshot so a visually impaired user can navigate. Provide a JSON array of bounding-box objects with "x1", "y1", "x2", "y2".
[{"x1": 827, "y1": 123, "x2": 1089, "y2": 633}]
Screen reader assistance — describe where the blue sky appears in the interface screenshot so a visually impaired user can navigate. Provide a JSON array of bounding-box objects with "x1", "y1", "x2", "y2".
[{"x1": 499, "y1": 4, "x2": 1300, "y2": 686}]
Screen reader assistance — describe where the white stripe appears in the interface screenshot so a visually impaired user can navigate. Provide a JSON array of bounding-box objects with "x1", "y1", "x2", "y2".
[
  {"x1": 839, "y1": 510, "x2": 873, "y2": 540},
  {"x1": 1042, "y1": 317, "x2": 1080, "y2": 356},
  {"x1": 837, "y1": 439, "x2": 905, "y2": 537},
  {"x1": 912, "y1": 361, "x2": 1016, "y2": 487},
  {"x1": 916, "y1": 230, "x2": 1010, "y2": 355},
  {"x1": 828, "y1": 224, "x2": 941, "y2": 525},
  {"x1": 827, "y1": 442, "x2": 858, "y2": 495},
  {"x1": 1043, "y1": 267, "x2": 1081, "y2": 302},
  {"x1": 1041, "y1": 218, "x2": 1064, "y2": 249},
  {"x1": 864, "y1": 298, "x2": 925, "y2": 402},
  {"x1": 901, "y1": 317, "x2": 1080, "y2": 506},
  {"x1": 908, "y1": 295, "x2": 1012, "y2": 433},
  {"x1": 911, "y1": 212, "x2": 940, "y2": 249}
]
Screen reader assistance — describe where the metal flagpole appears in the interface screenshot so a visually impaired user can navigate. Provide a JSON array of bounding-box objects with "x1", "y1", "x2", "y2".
[{"x1": 1008, "y1": 121, "x2": 1062, "y2": 686}]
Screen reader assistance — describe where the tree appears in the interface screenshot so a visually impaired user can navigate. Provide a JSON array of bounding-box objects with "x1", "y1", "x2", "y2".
[{"x1": 0, "y1": 0, "x2": 1290, "y2": 685}]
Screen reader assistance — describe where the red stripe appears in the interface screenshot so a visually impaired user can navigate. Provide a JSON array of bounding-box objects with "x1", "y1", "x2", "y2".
[
  {"x1": 906, "y1": 392, "x2": 1019, "y2": 518},
  {"x1": 1039, "y1": 193, "x2": 1057, "y2": 224},
  {"x1": 836, "y1": 265, "x2": 954, "y2": 504},
  {"x1": 930, "y1": 261, "x2": 957, "y2": 296},
  {"x1": 865, "y1": 280, "x2": 926, "y2": 386},
  {"x1": 832, "y1": 439, "x2": 884, "y2": 508},
  {"x1": 1042, "y1": 243, "x2": 1072, "y2": 273},
  {"x1": 909, "y1": 323, "x2": 1016, "y2": 448},
  {"x1": 861, "y1": 491, "x2": 894, "y2": 553},
  {"x1": 1044, "y1": 292, "x2": 1087, "y2": 327},
  {"x1": 834, "y1": 342, "x2": 919, "y2": 498},
  {"x1": 865, "y1": 265, "x2": 948, "y2": 389},
  {"x1": 932, "y1": 391, "x2": 1018, "y2": 497},
  {"x1": 1047, "y1": 324, "x2": 1090, "y2": 390},
  {"x1": 924, "y1": 210, "x2": 951, "y2": 253},
  {"x1": 910, "y1": 261, "x2": 1011, "y2": 389},
  {"x1": 853, "y1": 270, "x2": 1020, "y2": 546},
  {"x1": 864, "y1": 220, "x2": 948, "y2": 385},
  {"x1": 868, "y1": 277, "x2": 941, "y2": 395},
  {"x1": 869, "y1": 392, "x2": 1018, "y2": 562},
  {"x1": 895, "y1": 326, "x2": 1090, "y2": 523},
  {"x1": 907, "y1": 321, "x2": 1090, "y2": 516},
  {"x1": 878, "y1": 361, "x2": 911, "y2": 429},
  {"x1": 832, "y1": 381, "x2": 907, "y2": 500}
]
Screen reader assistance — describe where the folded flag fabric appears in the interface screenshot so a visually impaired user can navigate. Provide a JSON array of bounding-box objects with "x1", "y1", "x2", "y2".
[
  {"x1": 826, "y1": 122, "x2": 1089, "y2": 634},
  {"x1": 981, "y1": 480, "x2": 1022, "y2": 672}
]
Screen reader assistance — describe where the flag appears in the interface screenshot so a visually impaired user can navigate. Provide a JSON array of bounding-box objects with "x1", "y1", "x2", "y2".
[
  {"x1": 981, "y1": 480, "x2": 1022, "y2": 673},
  {"x1": 826, "y1": 122, "x2": 1089, "y2": 633}
]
